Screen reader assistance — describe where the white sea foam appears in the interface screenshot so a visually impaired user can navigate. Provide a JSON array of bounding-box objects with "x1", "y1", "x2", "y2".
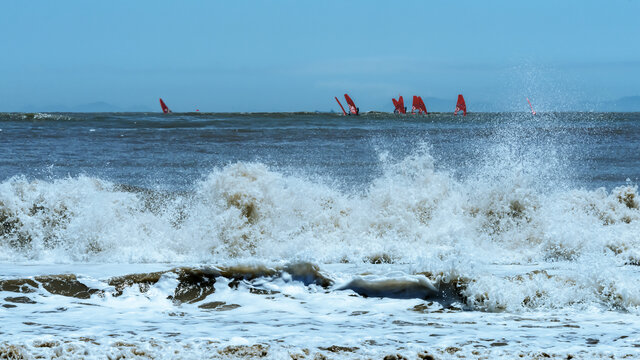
[{"x1": 1, "y1": 263, "x2": 639, "y2": 359}]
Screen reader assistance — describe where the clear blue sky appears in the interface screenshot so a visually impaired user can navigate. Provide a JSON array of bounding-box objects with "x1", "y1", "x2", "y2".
[{"x1": 1, "y1": 0, "x2": 639, "y2": 112}]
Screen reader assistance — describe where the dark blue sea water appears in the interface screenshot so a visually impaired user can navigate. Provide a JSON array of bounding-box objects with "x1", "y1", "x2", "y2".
[{"x1": 1, "y1": 112, "x2": 638, "y2": 191}]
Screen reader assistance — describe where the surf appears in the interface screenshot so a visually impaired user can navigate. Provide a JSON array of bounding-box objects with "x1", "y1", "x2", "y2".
[{"x1": 1, "y1": 145, "x2": 638, "y2": 268}]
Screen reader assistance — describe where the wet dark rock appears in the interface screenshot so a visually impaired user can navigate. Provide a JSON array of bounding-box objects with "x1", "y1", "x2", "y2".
[
  {"x1": 35, "y1": 274, "x2": 101, "y2": 299},
  {"x1": 218, "y1": 344, "x2": 268, "y2": 358},
  {"x1": 418, "y1": 353, "x2": 436, "y2": 360},
  {"x1": 383, "y1": 354, "x2": 408, "y2": 360},
  {"x1": 108, "y1": 271, "x2": 164, "y2": 296},
  {"x1": 198, "y1": 301, "x2": 240, "y2": 311},
  {"x1": 4, "y1": 296, "x2": 36, "y2": 304},
  {"x1": 0, "y1": 278, "x2": 38, "y2": 293},
  {"x1": 318, "y1": 345, "x2": 359, "y2": 352},
  {"x1": 171, "y1": 267, "x2": 218, "y2": 303}
]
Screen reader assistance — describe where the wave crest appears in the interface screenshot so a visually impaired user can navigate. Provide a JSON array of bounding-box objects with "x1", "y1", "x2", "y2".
[{"x1": 0, "y1": 148, "x2": 638, "y2": 268}]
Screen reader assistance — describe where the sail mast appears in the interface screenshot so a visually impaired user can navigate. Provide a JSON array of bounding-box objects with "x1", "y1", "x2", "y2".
[{"x1": 335, "y1": 97, "x2": 347, "y2": 115}]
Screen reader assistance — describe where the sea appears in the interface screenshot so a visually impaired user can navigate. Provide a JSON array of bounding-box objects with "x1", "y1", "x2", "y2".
[{"x1": 0, "y1": 111, "x2": 639, "y2": 359}]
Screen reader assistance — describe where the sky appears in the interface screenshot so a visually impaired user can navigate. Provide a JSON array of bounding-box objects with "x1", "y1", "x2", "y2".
[{"x1": 1, "y1": 0, "x2": 639, "y2": 112}]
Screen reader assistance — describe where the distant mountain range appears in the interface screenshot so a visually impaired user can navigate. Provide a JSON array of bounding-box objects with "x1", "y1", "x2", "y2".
[
  {"x1": 597, "y1": 96, "x2": 640, "y2": 112},
  {"x1": 18, "y1": 101, "x2": 154, "y2": 113}
]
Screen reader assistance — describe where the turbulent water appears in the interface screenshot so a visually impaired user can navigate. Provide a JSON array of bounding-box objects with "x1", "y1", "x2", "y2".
[{"x1": 1, "y1": 111, "x2": 639, "y2": 359}]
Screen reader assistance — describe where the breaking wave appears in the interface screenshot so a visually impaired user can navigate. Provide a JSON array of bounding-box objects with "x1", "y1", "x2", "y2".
[
  {"x1": 1, "y1": 144, "x2": 640, "y2": 311},
  {"x1": 1, "y1": 145, "x2": 638, "y2": 263}
]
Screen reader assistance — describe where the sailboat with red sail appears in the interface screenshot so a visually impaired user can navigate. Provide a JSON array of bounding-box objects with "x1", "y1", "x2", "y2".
[
  {"x1": 159, "y1": 98, "x2": 171, "y2": 114},
  {"x1": 411, "y1": 96, "x2": 427, "y2": 115},
  {"x1": 454, "y1": 94, "x2": 467, "y2": 116}
]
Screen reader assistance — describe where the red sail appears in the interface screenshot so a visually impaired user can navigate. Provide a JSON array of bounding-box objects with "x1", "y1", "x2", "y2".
[
  {"x1": 418, "y1": 96, "x2": 428, "y2": 114},
  {"x1": 527, "y1": 97, "x2": 536, "y2": 115},
  {"x1": 393, "y1": 98, "x2": 403, "y2": 113},
  {"x1": 159, "y1": 98, "x2": 171, "y2": 114},
  {"x1": 411, "y1": 96, "x2": 418, "y2": 114},
  {"x1": 395, "y1": 96, "x2": 406, "y2": 114},
  {"x1": 335, "y1": 96, "x2": 347, "y2": 116},
  {"x1": 454, "y1": 94, "x2": 467, "y2": 116},
  {"x1": 344, "y1": 94, "x2": 358, "y2": 115},
  {"x1": 420, "y1": 97, "x2": 428, "y2": 114}
]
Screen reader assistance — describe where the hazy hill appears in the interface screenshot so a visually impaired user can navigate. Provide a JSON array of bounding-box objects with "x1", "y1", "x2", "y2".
[
  {"x1": 19, "y1": 102, "x2": 154, "y2": 112},
  {"x1": 602, "y1": 96, "x2": 640, "y2": 111}
]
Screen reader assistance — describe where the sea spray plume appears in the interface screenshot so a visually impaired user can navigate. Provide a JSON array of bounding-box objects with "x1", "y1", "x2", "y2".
[
  {"x1": 501, "y1": 62, "x2": 584, "y2": 112},
  {"x1": 461, "y1": 113, "x2": 639, "y2": 260},
  {"x1": 364, "y1": 143, "x2": 470, "y2": 261},
  {"x1": 468, "y1": 112, "x2": 575, "y2": 192}
]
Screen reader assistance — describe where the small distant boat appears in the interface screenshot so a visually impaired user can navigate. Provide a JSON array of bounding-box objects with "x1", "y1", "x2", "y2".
[
  {"x1": 159, "y1": 98, "x2": 171, "y2": 114},
  {"x1": 527, "y1": 97, "x2": 536, "y2": 115},
  {"x1": 392, "y1": 95, "x2": 406, "y2": 114},
  {"x1": 411, "y1": 96, "x2": 427, "y2": 115},
  {"x1": 454, "y1": 94, "x2": 467, "y2": 116}
]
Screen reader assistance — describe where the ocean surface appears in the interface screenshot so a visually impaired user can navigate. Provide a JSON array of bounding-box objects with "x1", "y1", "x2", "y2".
[{"x1": 1, "y1": 111, "x2": 639, "y2": 359}]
